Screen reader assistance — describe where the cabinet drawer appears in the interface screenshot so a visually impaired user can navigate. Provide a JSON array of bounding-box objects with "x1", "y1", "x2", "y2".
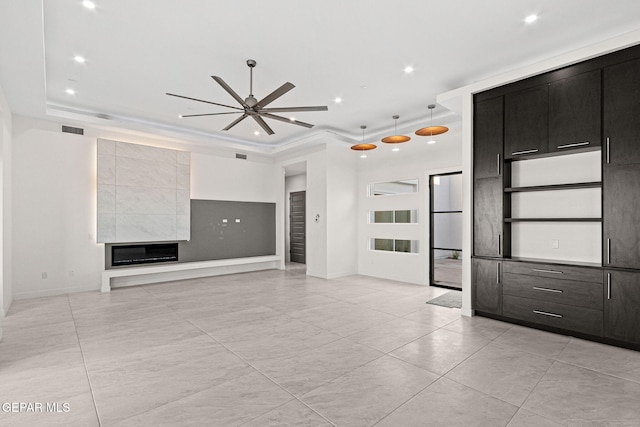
[
  {"x1": 503, "y1": 295, "x2": 603, "y2": 336},
  {"x1": 502, "y1": 261, "x2": 602, "y2": 283},
  {"x1": 502, "y1": 273, "x2": 602, "y2": 310}
]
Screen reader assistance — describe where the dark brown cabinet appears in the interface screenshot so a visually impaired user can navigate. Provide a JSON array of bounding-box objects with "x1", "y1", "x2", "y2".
[
  {"x1": 549, "y1": 69, "x2": 601, "y2": 152},
  {"x1": 472, "y1": 258, "x2": 502, "y2": 315},
  {"x1": 604, "y1": 57, "x2": 640, "y2": 166},
  {"x1": 504, "y1": 84, "x2": 548, "y2": 159},
  {"x1": 604, "y1": 270, "x2": 640, "y2": 345},
  {"x1": 474, "y1": 96, "x2": 504, "y2": 179},
  {"x1": 473, "y1": 177, "x2": 504, "y2": 257},
  {"x1": 603, "y1": 166, "x2": 640, "y2": 269}
]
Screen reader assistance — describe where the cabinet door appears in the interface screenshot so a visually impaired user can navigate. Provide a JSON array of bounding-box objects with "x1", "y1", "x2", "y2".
[
  {"x1": 604, "y1": 57, "x2": 640, "y2": 166},
  {"x1": 604, "y1": 270, "x2": 640, "y2": 345},
  {"x1": 473, "y1": 177, "x2": 504, "y2": 257},
  {"x1": 549, "y1": 69, "x2": 601, "y2": 152},
  {"x1": 474, "y1": 96, "x2": 504, "y2": 179},
  {"x1": 505, "y1": 84, "x2": 549, "y2": 159},
  {"x1": 603, "y1": 165, "x2": 640, "y2": 269},
  {"x1": 473, "y1": 258, "x2": 502, "y2": 315}
]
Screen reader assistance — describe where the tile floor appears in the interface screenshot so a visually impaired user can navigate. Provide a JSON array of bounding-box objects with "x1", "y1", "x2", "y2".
[{"x1": 2, "y1": 265, "x2": 640, "y2": 426}]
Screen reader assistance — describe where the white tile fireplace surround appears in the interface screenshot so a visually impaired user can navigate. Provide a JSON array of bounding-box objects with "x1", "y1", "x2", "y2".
[{"x1": 97, "y1": 139, "x2": 190, "y2": 243}]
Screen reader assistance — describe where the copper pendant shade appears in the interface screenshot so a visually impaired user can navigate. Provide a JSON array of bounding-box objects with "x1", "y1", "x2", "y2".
[
  {"x1": 350, "y1": 125, "x2": 376, "y2": 155},
  {"x1": 381, "y1": 115, "x2": 411, "y2": 144},
  {"x1": 415, "y1": 104, "x2": 449, "y2": 137}
]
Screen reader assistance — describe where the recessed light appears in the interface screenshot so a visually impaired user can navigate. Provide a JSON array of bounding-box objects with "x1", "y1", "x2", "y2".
[
  {"x1": 254, "y1": 131, "x2": 260, "y2": 136},
  {"x1": 178, "y1": 114, "x2": 183, "y2": 118},
  {"x1": 82, "y1": 1, "x2": 96, "y2": 10},
  {"x1": 427, "y1": 139, "x2": 436, "y2": 145},
  {"x1": 65, "y1": 88, "x2": 76, "y2": 95},
  {"x1": 334, "y1": 97, "x2": 342, "y2": 104},
  {"x1": 74, "y1": 55, "x2": 86, "y2": 63},
  {"x1": 524, "y1": 14, "x2": 538, "y2": 24},
  {"x1": 404, "y1": 66, "x2": 414, "y2": 74},
  {"x1": 392, "y1": 147, "x2": 400, "y2": 152},
  {"x1": 360, "y1": 153, "x2": 367, "y2": 158},
  {"x1": 289, "y1": 117, "x2": 296, "y2": 122}
]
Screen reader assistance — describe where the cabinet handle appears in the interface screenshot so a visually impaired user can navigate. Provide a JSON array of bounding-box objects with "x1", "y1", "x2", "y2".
[
  {"x1": 533, "y1": 286, "x2": 563, "y2": 293},
  {"x1": 557, "y1": 141, "x2": 590, "y2": 149},
  {"x1": 606, "y1": 238, "x2": 611, "y2": 265},
  {"x1": 498, "y1": 234, "x2": 501, "y2": 256},
  {"x1": 497, "y1": 153, "x2": 501, "y2": 176},
  {"x1": 533, "y1": 310, "x2": 563, "y2": 318},
  {"x1": 607, "y1": 273, "x2": 611, "y2": 300},
  {"x1": 496, "y1": 263, "x2": 500, "y2": 284},
  {"x1": 511, "y1": 149, "x2": 539, "y2": 156},
  {"x1": 532, "y1": 269, "x2": 563, "y2": 275},
  {"x1": 606, "y1": 137, "x2": 610, "y2": 164}
]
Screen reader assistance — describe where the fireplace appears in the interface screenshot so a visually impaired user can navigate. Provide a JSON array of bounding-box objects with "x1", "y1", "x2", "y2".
[{"x1": 111, "y1": 243, "x2": 178, "y2": 267}]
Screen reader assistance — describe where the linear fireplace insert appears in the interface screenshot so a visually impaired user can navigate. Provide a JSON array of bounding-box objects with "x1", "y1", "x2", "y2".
[{"x1": 111, "y1": 243, "x2": 178, "y2": 267}]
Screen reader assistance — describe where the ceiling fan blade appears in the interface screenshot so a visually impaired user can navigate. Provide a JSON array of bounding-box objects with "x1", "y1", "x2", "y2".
[
  {"x1": 223, "y1": 113, "x2": 248, "y2": 131},
  {"x1": 260, "y1": 112, "x2": 314, "y2": 128},
  {"x1": 166, "y1": 93, "x2": 243, "y2": 110},
  {"x1": 258, "y1": 106, "x2": 328, "y2": 113},
  {"x1": 212, "y1": 76, "x2": 247, "y2": 107},
  {"x1": 252, "y1": 115, "x2": 275, "y2": 135},
  {"x1": 255, "y1": 82, "x2": 295, "y2": 109},
  {"x1": 179, "y1": 112, "x2": 243, "y2": 118}
]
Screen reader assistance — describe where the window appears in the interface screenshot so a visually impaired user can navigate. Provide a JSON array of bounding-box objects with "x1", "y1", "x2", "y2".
[
  {"x1": 370, "y1": 238, "x2": 419, "y2": 253},
  {"x1": 369, "y1": 179, "x2": 418, "y2": 196},
  {"x1": 369, "y1": 210, "x2": 418, "y2": 223}
]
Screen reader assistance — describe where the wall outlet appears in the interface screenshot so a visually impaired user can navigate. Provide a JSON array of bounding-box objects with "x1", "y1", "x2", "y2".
[
  {"x1": 552, "y1": 239, "x2": 559, "y2": 249},
  {"x1": 41, "y1": 272, "x2": 47, "y2": 279}
]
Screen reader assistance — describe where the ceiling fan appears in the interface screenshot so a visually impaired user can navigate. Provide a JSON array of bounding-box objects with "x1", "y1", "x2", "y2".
[{"x1": 166, "y1": 59, "x2": 328, "y2": 135}]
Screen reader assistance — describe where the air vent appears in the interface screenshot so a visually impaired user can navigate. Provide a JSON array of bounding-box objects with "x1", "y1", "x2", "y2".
[
  {"x1": 236, "y1": 153, "x2": 247, "y2": 160},
  {"x1": 61, "y1": 125, "x2": 84, "y2": 135}
]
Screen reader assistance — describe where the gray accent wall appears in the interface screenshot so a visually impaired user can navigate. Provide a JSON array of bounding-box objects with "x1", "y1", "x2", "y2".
[
  {"x1": 178, "y1": 199, "x2": 276, "y2": 262},
  {"x1": 96, "y1": 139, "x2": 190, "y2": 243}
]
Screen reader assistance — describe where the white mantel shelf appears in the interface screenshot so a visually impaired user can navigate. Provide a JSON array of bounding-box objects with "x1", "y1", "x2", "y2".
[{"x1": 101, "y1": 255, "x2": 281, "y2": 292}]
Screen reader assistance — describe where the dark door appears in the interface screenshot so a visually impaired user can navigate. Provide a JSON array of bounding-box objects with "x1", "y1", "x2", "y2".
[
  {"x1": 473, "y1": 176, "x2": 505, "y2": 257},
  {"x1": 603, "y1": 166, "x2": 640, "y2": 268},
  {"x1": 289, "y1": 191, "x2": 306, "y2": 264},
  {"x1": 474, "y1": 96, "x2": 504, "y2": 179},
  {"x1": 604, "y1": 57, "x2": 640, "y2": 166},
  {"x1": 504, "y1": 84, "x2": 549, "y2": 159},
  {"x1": 549, "y1": 69, "x2": 601, "y2": 152},
  {"x1": 472, "y1": 258, "x2": 502, "y2": 315},
  {"x1": 604, "y1": 270, "x2": 640, "y2": 345}
]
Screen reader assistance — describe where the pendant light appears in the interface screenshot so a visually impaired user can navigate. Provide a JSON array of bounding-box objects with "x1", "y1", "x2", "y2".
[
  {"x1": 381, "y1": 115, "x2": 411, "y2": 144},
  {"x1": 350, "y1": 125, "x2": 376, "y2": 158},
  {"x1": 415, "y1": 104, "x2": 448, "y2": 143}
]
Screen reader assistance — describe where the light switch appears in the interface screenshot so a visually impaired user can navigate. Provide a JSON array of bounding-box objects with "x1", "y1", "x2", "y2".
[{"x1": 552, "y1": 239, "x2": 559, "y2": 249}]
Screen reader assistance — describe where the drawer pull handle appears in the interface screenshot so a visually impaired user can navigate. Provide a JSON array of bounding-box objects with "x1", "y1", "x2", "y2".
[
  {"x1": 532, "y1": 269, "x2": 563, "y2": 275},
  {"x1": 533, "y1": 310, "x2": 563, "y2": 318},
  {"x1": 533, "y1": 286, "x2": 563, "y2": 294},
  {"x1": 606, "y1": 137, "x2": 610, "y2": 164},
  {"x1": 511, "y1": 149, "x2": 539, "y2": 156},
  {"x1": 557, "y1": 141, "x2": 589, "y2": 149}
]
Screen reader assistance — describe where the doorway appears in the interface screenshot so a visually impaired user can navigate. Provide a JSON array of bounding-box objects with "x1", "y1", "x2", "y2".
[
  {"x1": 289, "y1": 190, "x2": 306, "y2": 264},
  {"x1": 430, "y1": 172, "x2": 463, "y2": 289}
]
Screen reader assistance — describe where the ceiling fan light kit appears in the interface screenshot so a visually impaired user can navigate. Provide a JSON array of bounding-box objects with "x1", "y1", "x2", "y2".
[
  {"x1": 381, "y1": 115, "x2": 411, "y2": 144},
  {"x1": 415, "y1": 104, "x2": 449, "y2": 137},
  {"x1": 167, "y1": 59, "x2": 328, "y2": 135}
]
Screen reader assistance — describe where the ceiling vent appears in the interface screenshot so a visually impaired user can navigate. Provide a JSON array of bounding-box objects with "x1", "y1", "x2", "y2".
[
  {"x1": 235, "y1": 153, "x2": 247, "y2": 160},
  {"x1": 61, "y1": 125, "x2": 84, "y2": 135}
]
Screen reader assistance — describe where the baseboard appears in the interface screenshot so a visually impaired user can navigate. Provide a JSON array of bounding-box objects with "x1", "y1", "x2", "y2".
[
  {"x1": 13, "y1": 284, "x2": 100, "y2": 300},
  {"x1": 325, "y1": 270, "x2": 358, "y2": 280}
]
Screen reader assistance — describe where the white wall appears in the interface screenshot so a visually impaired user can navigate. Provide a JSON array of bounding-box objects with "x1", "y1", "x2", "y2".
[
  {"x1": 0, "y1": 84, "x2": 13, "y2": 325},
  {"x1": 284, "y1": 173, "x2": 306, "y2": 262},
  {"x1": 358, "y1": 129, "x2": 462, "y2": 285},
  {"x1": 11, "y1": 116, "x2": 281, "y2": 299}
]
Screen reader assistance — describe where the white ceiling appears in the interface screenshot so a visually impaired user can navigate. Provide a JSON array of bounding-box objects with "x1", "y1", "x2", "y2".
[{"x1": 2, "y1": 0, "x2": 640, "y2": 152}]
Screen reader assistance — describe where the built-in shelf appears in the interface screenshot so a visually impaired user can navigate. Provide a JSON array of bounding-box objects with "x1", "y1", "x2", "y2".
[
  {"x1": 505, "y1": 217, "x2": 602, "y2": 223},
  {"x1": 505, "y1": 181, "x2": 602, "y2": 193}
]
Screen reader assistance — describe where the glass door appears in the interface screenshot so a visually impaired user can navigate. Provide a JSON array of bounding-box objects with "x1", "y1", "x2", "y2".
[{"x1": 430, "y1": 172, "x2": 463, "y2": 289}]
